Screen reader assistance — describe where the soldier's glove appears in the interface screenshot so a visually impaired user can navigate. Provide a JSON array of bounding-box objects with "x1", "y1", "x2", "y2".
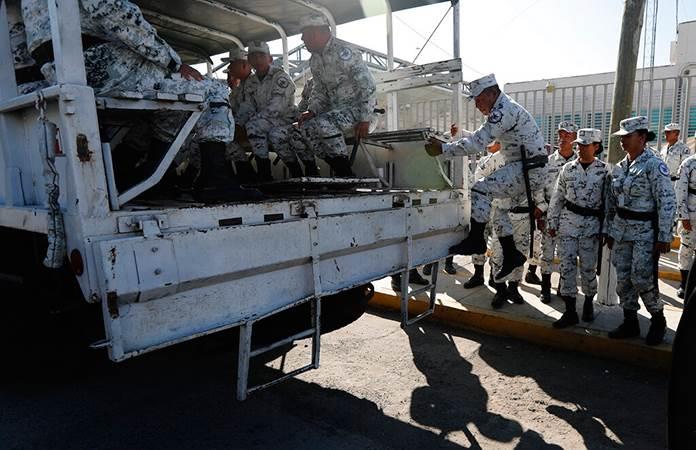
[
  {"x1": 537, "y1": 219, "x2": 546, "y2": 232},
  {"x1": 424, "y1": 138, "x2": 443, "y2": 157},
  {"x1": 683, "y1": 219, "x2": 692, "y2": 232}
]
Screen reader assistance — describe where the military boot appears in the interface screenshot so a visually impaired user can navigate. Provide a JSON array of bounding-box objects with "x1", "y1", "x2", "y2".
[
  {"x1": 194, "y1": 142, "x2": 263, "y2": 204},
  {"x1": 538, "y1": 273, "x2": 552, "y2": 304},
  {"x1": 255, "y1": 158, "x2": 274, "y2": 182},
  {"x1": 507, "y1": 281, "x2": 525, "y2": 304},
  {"x1": 302, "y1": 159, "x2": 320, "y2": 177},
  {"x1": 582, "y1": 295, "x2": 595, "y2": 322},
  {"x1": 553, "y1": 296, "x2": 579, "y2": 329},
  {"x1": 449, "y1": 220, "x2": 488, "y2": 256},
  {"x1": 444, "y1": 257, "x2": 457, "y2": 275},
  {"x1": 422, "y1": 263, "x2": 433, "y2": 276},
  {"x1": 234, "y1": 160, "x2": 257, "y2": 184},
  {"x1": 463, "y1": 264, "x2": 484, "y2": 289},
  {"x1": 495, "y1": 235, "x2": 527, "y2": 280},
  {"x1": 645, "y1": 311, "x2": 666, "y2": 346},
  {"x1": 608, "y1": 309, "x2": 640, "y2": 339},
  {"x1": 408, "y1": 269, "x2": 429, "y2": 285},
  {"x1": 491, "y1": 282, "x2": 508, "y2": 309},
  {"x1": 524, "y1": 265, "x2": 541, "y2": 285},
  {"x1": 327, "y1": 156, "x2": 354, "y2": 177},
  {"x1": 285, "y1": 160, "x2": 304, "y2": 178},
  {"x1": 677, "y1": 270, "x2": 689, "y2": 299}
]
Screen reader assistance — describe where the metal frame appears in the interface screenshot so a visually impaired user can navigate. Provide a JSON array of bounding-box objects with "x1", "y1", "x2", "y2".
[
  {"x1": 290, "y1": 0, "x2": 337, "y2": 35},
  {"x1": 141, "y1": 8, "x2": 244, "y2": 49}
]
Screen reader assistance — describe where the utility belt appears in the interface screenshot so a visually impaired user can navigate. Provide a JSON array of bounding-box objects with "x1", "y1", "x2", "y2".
[
  {"x1": 209, "y1": 101, "x2": 231, "y2": 109},
  {"x1": 510, "y1": 206, "x2": 531, "y2": 214},
  {"x1": 672, "y1": 176, "x2": 680, "y2": 181},
  {"x1": 616, "y1": 207, "x2": 658, "y2": 222},
  {"x1": 564, "y1": 201, "x2": 602, "y2": 217},
  {"x1": 31, "y1": 35, "x2": 107, "y2": 67},
  {"x1": 688, "y1": 187, "x2": 696, "y2": 195},
  {"x1": 522, "y1": 154, "x2": 548, "y2": 170}
]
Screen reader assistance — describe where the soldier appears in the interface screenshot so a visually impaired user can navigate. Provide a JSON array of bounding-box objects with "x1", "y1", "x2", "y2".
[
  {"x1": 20, "y1": 0, "x2": 254, "y2": 203},
  {"x1": 674, "y1": 134, "x2": 696, "y2": 298},
  {"x1": 297, "y1": 14, "x2": 378, "y2": 177},
  {"x1": 6, "y1": 0, "x2": 46, "y2": 94},
  {"x1": 660, "y1": 123, "x2": 692, "y2": 182},
  {"x1": 222, "y1": 47, "x2": 256, "y2": 183},
  {"x1": 547, "y1": 129, "x2": 608, "y2": 328},
  {"x1": 236, "y1": 41, "x2": 297, "y2": 182},
  {"x1": 535, "y1": 121, "x2": 578, "y2": 303},
  {"x1": 605, "y1": 116, "x2": 675, "y2": 346},
  {"x1": 425, "y1": 73, "x2": 547, "y2": 280}
]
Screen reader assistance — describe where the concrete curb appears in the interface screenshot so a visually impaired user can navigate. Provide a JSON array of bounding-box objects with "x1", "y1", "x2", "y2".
[{"x1": 369, "y1": 292, "x2": 672, "y2": 372}]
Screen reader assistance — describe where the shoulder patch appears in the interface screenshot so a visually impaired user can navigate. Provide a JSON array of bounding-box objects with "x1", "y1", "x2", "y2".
[
  {"x1": 338, "y1": 47, "x2": 353, "y2": 61},
  {"x1": 488, "y1": 110, "x2": 503, "y2": 124},
  {"x1": 658, "y1": 162, "x2": 670, "y2": 177},
  {"x1": 276, "y1": 76, "x2": 289, "y2": 89}
]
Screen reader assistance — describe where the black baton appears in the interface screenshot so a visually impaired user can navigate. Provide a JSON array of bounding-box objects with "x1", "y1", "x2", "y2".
[{"x1": 519, "y1": 144, "x2": 536, "y2": 259}]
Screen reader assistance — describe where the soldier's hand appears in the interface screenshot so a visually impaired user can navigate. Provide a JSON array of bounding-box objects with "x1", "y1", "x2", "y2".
[
  {"x1": 450, "y1": 123, "x2": 459, "y2": 138},
  {"x1": 536, "y1": 219, "x2": 545, "y2": 232},
  {"x1": 683, "y1": 219, "x2": 692, "y2": 232},
  {"x1": 424, "y1": 138, "x2": 443, "y2": 157},
  {"x1": 604, "y1": 235, "x2": 614, "y2": 249},
  {"x1": 298, "y1": 111, "x2": 315, "y2": 127},
  {"x1": 179, "y1": 64, "x2": 204, "y2": 81},
  {"x1": 548, "y1": 228, "x2": 556, "y2": 238},
  {"x1": 533, "y1": 207, "x2": 543, "y2": 220},
  {"x1": 655, "y1": 241, "x2": 671, "y2": 254},
  {"x1": 354, "y1": 121, "x2": 370, "y2": 140}
]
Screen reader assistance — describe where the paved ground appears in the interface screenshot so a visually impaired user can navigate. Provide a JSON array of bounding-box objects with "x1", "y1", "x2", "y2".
[{"x1": 1, "y1": 310, "x2": 667, "y2": 449}]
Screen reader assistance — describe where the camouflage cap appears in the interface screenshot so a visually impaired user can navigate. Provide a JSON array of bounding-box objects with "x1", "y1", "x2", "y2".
[
  {"x1": 464, "y1": 74, "x2": 497, "y2": 98},
  {"x1": 612, "y1": 116, "x2": 650, "y2": 136},
  {"x1": 247, "y1": 40, "x2": 270, "y2": 55},
  {"x1": 221, "y1": 47, "x2": 247, "y2": 63},
  {"x1": 573, "y1": 128, "x2": 602, "y2": 145},
  {"x1": 664, "y1": 122, "x2": 681, "y2": 132},
  {"x1": 299, "y1": 13, "x2": 330, "y2": 29},
  {"x1": 558, "y1": 121, "x2": 579, "y2": 133}
]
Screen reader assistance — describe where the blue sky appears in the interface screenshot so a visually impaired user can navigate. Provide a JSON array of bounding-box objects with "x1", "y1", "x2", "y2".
[{"x1": 267, "y1": 0, "x2": 696, "y2": 86}]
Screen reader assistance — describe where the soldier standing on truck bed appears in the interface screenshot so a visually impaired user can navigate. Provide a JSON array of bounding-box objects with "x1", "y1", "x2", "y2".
[
  {"x1": 21, "y1": 0, "x2": 260, "y2": 203},
  {"x1": 295, "y1": 14, "x2": 378, "y2": 177},
  {"x1": 424, "y1": 73, "x2": 548, "y2": 281}
]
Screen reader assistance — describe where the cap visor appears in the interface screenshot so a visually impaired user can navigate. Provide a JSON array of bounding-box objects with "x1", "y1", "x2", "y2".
[{"x1": 612, "y1": 129, "x2": 630, "y2": 136}]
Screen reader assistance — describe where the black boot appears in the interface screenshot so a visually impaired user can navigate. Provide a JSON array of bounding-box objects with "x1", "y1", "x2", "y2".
[
  {"x1": 495, "y1": 235, "x2": 526, "y2": 280},
  {"x1": 463, "y1": 264, "x2": 484, "y2": 289},
  {"x1": 582, "y1": 295, "x2": 595, "y2": 322},
  {"x1": 234, "y1": 160, "x2": 257, "y2": 184},
  {"x1": 677, "y1": 270, "x2": 689, "y2": 299},
  {"x1": 391, "y1": 274, "x2": 402, "y2": 292},
  {"x1": 507, "y1": 281, "x2": 525, "y2": 304},
  {"x1": 285, "y1": 160, "x2": 304, "y2": 178},
  {"x1": 422, "y1": 264, "x2": 433, "y2": 276},
  {"x1": 302, "y1": 159, "x2": 320, "y2": 177},
  {"x1": 608, "y1": 309, "x2": 640, "y2": 339},
  {"x1": 491, "y1": 283, "x2": 508, "y2": 309},
  {"x1": 645, "y1": 311, "x2": 666, "y2": 346},
  {"x1": 255, "y1": 158, "x2": 274, "y2": 182},
  {"x1": 194, "y1": 142, "x2": 264, "y2": 204},
  {"x1": 409, "y1": 269, "x2": 429, "y2": 285},
  {"x1": 525, "y1": 265, "x2": 541, "y2": 285},
  {"x1": 538, "y1": 274, "x2": 551, "y2": 304},
  {"x1": 450, "y1": 220, "x2": 488, "y2": 255},
  {"x1": 444, "y1": 257, "x2": 457, "y2": 275},
  {"x1": 553, "y1": 296, "x2": 579, "y2": 328},
  {"x1": 327, "y1": 156, "x2": 354, "y2": 177}
]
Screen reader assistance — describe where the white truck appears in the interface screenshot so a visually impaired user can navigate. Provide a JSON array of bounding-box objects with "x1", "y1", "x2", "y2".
[{"x1": 0, "y1": 0, "x2": 468, "y2": 399}]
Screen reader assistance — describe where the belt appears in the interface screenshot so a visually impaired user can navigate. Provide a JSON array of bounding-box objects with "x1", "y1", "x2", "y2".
[
  {"x1": 672, "y1": 176, "x2": 679, "y2": 181},
  {"x1": 522, "y1": 154, "x2": 548, "y2": 170},
  {"x1": 616, "y1": 207, "x2": 657, "y2": 221},
  {"x1": 564, "y1": 201, "x2": 602, "y2": 217},
  {"x1": 31, "y1": 34, "x2": 107, "y2": 66},
  {"x1": 689, "y1": 187, "x2": 696, "y2": 195},
  {"x1": 510, "y1": 206, "x2": 531, "y2": 214},
  {"x1": 209, "y1": 101, "x2": 231, "y2": 108}
]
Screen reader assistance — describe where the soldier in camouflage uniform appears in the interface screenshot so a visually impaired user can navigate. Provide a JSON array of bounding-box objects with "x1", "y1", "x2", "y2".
[
  {"x1": 6, "y1": 0, "x2": 47, "y2": 94},
  {"x1": 535, "y1": 121, "x2": 578, "y2": 303},
  {"x1": 547, "y1": 129, "x2": 608, "y2": 328},
  {"x1": 297, "y1": 14, "x2": 377, "y2": 177},
  {"x1": 425, "y1": 73, "x2": 548, "y2": 281},
  {"x1": 21, "y1": 0, "x2": 251, "y2": 202},
  {"x1": 674, "y1": 135, "x2": 696, "y2": 298},
  {"x1": 236, "y1": 41, "x2": 297, "y2": 182},
  {"x1": 606, "y1": 116, "x2": 676, "y2": 345},
  {"x1": 660, "y1": 123, "x2": 692, "y2": 181}
]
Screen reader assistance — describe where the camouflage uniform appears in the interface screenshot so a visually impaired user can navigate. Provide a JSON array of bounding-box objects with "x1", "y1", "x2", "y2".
[
  {"x1": 299, "y1": 37, "x2": 377, "y2": 159},
  {"x1": 21, "y1": 0, "x2": 233, "y2": 143},
  {"x1": 471, "y1": 150, "x2": 502, "y2": 265},
  {"x1": 489, "y1": 195, "x2": 531, "y2": 283},
  {"x1": 661, "y1": 139, "x2": 692, "y2": 180},
  {"x1": 6, "y1": 0, "x2": 47, "y2": 94},
  {"x1": 606, "y1": 147, "x2": 676, "y2": 314},
  {"x1": 442, "y1": 91, "x2": 547, "y2": 237},
  {"x1": 675, "y1": 155, "x2": 696, "y2": 270},
  {"x1": 548, "y1": 158, "x2": 608, "y2": 298},
  {"x1": 281, "y1": 79, "x2": 317, "y2": 161},
  {"x1": 225, "y1": 77, "x2": 252, "y2": 162}
]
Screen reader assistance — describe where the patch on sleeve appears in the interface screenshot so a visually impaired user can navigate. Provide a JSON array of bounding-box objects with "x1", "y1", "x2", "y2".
[
  {"x1": 488, "y1": 110, "x2": 503, "y2": 124},
  {"x1": 658, "y1": 162, "x2": 670, "y2": 177},
  {"x1": 276, "y1": 76, "x2": 289, "y2": 89},
  {"x1": 338, "y1": 47, "x2": 353, "y2": 61}
]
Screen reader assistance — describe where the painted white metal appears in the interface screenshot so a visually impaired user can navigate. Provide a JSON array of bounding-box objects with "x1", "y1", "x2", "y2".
[
  {"x1": 385, "y1": 0, "x2": 398, "y2": 131},
  {"x1": 289, "y1": 0, "x2": 337, "y2": 35},
  {"x1": 140, "y1": 8, "x2": 245, "y2": 50}
]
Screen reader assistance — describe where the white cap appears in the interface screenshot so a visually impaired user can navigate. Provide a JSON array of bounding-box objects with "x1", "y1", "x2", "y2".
[
  {"x1": 299, "y1": 14, "x2": 330, "y2": 29},
  {"x1": 221, "y1": 47, "x2": 247, "y2": 63},
  {"x1": 558, "y1": 121, "x2": 579, "y2": 133},
  {"x1": 664, "y1": 123, "x2": 681, "y2": 132},
  {"x1": 463, "y1": 74, "x2": 498, "y2": 98},
  {"x1": 573, "y1": 128, "x2": 602, "y2": 145},
  {"x1": 613, "y1": 116, "x2": 650, "y2": 136},
  {"x1": 247, "y1": 40, "x2": 270, "y2": 55}
]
